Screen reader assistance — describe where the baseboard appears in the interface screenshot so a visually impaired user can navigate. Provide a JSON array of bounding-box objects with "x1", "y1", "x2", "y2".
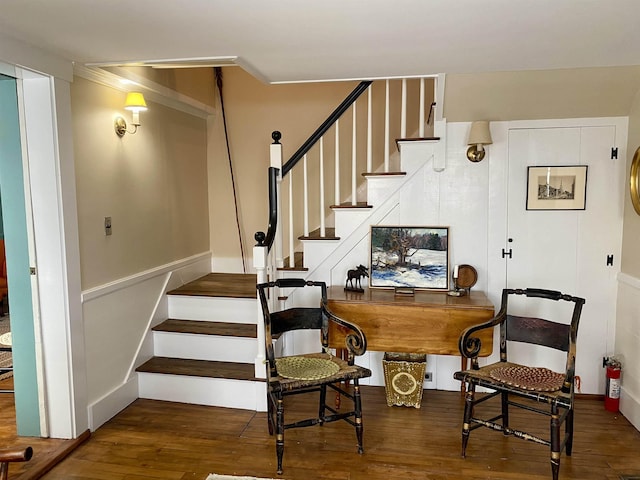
[
  {"x1": 87, "y1": 376, "x2": 138, "y2": 431},
  {"x1": 621, "y1": 385, "x2": 640, "y2": 431},
  {"x1": 575, "y1": 393, "x2": 604, "y2": 401}
]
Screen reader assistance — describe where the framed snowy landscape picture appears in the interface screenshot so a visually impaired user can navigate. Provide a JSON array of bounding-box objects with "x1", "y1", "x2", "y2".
[{"x1": 369, "y1": 226, "x2": 449, "y2": 291}]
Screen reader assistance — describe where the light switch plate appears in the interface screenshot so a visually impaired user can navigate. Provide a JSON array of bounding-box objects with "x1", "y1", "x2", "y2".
[{"x1": 105, "y1": 216, "x2": 112, "y2": 236}]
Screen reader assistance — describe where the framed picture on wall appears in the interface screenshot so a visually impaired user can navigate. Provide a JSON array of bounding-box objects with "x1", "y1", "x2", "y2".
[
  {"x1": 369, "y1": 226, "x2": 449, "y2": 290},
  {"x1": 526, "y1": 165, "x2": 588, "y2": 210}
]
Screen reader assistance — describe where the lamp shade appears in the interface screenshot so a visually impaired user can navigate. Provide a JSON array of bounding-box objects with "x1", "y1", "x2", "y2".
[
  {"x1": 124, "y1": 92, "x2": 147, "y2": 112},
  {"x1": 467, "y1": 121, "x2": 492, "y2": 146}
]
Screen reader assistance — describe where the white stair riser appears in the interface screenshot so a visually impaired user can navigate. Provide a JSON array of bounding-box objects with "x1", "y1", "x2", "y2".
[
  {"x1": 299, "y1": 240, "x2": 340, "y2": 271},
  {"x1": 138, "y1": 373, "x2": 267, "y2": 411},
  {"x1": 153, "y1": 331, "x2": 257, "y2": 362},
  {"x1": 168, "y1": 295, "x2": 256, "y2": 322},
  {"x1": 366, "y1": 176, "x2": 406, "y2": 206},
  {"x1": 334, "y1": 209, "x2": 373, "y2": 238},
  {"x1": 397, "y1": 140, "x2": 438, "y2": 173}
]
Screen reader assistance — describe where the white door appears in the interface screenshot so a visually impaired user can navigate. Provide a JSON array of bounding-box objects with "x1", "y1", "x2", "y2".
[{"x1": 505, "y1": 123, "x2": 624, "y2": 394}]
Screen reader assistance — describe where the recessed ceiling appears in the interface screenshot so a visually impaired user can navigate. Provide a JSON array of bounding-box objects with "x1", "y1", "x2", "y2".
[{"x1": 1, "y1": 0, "x2": 640, "y2": 83}]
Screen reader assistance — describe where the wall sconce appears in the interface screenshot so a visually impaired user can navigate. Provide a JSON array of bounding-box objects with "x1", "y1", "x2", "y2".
[
  {"x1": 114, "y1": 92, "x2": 147, "y2": 137},
  {"x1": 466, "y1": 120, "x2": 492, "y2": 162}
]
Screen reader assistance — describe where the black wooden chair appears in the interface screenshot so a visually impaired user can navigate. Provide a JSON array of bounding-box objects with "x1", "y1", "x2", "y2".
[
  {"x1": 257, "y1": 278, "x2": 372, "y2": 475},
  {"x1": 454, "y1": 288, "x2": 585, "y2": 480}
]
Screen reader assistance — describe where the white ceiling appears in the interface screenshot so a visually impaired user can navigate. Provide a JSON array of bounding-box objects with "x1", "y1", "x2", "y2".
[{"x1": 1, "y1": 0, "x2": 640, "y2": 84}]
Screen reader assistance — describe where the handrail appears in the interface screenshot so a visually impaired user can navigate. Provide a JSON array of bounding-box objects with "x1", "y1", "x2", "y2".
[
  {"x1": 281, "y1": 80, "x2": 373, "y2": 177},
  {"x1": 258, "y1": 82, "x2": 372, "y2": 251},
  {"x1": 255, "y1": 165, "x2": 280, "y2": 251}
]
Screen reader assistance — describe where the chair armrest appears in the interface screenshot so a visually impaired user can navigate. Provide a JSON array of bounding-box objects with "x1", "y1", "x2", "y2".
[
  {"x1": 0, "y1": 446, "x2": 32, "y2": 463},
  {"x1": 322, "y1": 300, "x2": 367, "y2": 360},
  {"x1": 458, "y1": 312, "x2": 504, "y2": 366}
]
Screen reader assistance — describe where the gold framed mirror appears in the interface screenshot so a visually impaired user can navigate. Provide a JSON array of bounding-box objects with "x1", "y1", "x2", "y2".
[{"x1": 631, "y1": 146, "x2": 640, "y2": 215}]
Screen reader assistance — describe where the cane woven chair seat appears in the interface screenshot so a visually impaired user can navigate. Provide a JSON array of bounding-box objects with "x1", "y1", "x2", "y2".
[
  {"x1": 488, "y1": 364, "x2": 564, "y2": 392},
  {"x1": 276, "y1": 354, "x2": 340, "y2": 380}
]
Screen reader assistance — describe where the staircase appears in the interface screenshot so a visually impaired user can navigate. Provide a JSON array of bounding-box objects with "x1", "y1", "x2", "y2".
[
  {"x1": 136, "y1": 273, "x2": 267, "y2": 411},
  {"x1": 135, "y1": 76, "x2": 446, "y2": 412}
]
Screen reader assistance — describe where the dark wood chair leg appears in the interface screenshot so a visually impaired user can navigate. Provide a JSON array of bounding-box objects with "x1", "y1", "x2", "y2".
[
  {"x1": 334, "y1": 348, "x2": 346, "y2": 409},
  {"x1": 461, "y1": 383, "x2": 475, "y2": 458},
  {"x1": 550, "y1": 403, "x2": 561, "y2": 480},
  {"x1": 501, "y1": 391, "x2": 509, "y2": 433},
  {"x1": 566, "y1": 407, "x2": 574, "y2": 456},
  {"x1": 276, "y1": 395, "x2": 285, "y2": 475},
  {"x1": 267, "y1": 393, "x2": 275, "y2": 436},
  {"x1": 354, "y1": 382, "x2": 364, "y2": 454},
  {"x1": 319, "y1": 384, "x2": 327, "y2": 425}
]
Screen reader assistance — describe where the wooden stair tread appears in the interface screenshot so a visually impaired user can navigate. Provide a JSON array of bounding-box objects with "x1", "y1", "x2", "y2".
[
  {"x1": 153, "y1": 319, "x2": 256, "y2": 338},
  {"x1": 167, "y1": 273, "x2": 257, "y2": 298},
  {"x1": 136, "y1": 357, "x2": 260, "y2": 381},
  {"x1": 278, "y1": 251, "x2": 307, "y2": 271},
  {"x1": 396, "y1": 136, "x2": 441, "y2": 143},
  {"x1": 298, "y1": 227, "x2": 340, "y2": 241},
  {"x1": 330, "y1": 202, "x2": 372, "y2": 209},
  {"x1": 362, "y1": 171, "x2": 407, "y2": 177}
]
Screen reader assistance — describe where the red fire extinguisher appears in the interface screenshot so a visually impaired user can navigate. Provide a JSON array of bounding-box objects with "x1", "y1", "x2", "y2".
[{"x1": 604, "y1": 357, "x2": 622, "y2": 412}]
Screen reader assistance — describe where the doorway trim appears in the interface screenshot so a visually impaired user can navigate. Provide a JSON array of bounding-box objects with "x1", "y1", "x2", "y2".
[{"x1": 0, "y1": 48, "x2": 88, "y2": 437}]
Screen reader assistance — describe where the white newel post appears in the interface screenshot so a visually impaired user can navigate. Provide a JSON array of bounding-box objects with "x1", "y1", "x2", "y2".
[
  {"x1": 271, "y1": 138, "x2": 284, "y2": 269},
  {"x1": 253, "y1": 244, "x2": 267, "y2": 378}
]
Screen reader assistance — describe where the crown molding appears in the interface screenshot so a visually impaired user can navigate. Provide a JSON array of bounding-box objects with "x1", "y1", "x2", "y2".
[{"x1": 74, "y1": 64, "x2": 215, "y2": 119}]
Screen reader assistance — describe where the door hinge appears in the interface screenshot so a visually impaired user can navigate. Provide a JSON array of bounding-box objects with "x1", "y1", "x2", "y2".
[
  {"x1": 611, "y1": 147, "x2": 618, "y2": 159},
  {"x1": 502, "y1": 248, "x2": 513, "y2": 259},
  {"x1": 30, "y1": 267, "x2": 36, "y2": 275}
]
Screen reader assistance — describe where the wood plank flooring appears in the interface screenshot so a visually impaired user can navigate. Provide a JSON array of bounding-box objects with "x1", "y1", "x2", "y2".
[
  {"x1": 8, "y1": 385, "x2": 635, "y2": 480},
  {"x1": 0, "y1": 377, "x2": 88, "y2": 479}
]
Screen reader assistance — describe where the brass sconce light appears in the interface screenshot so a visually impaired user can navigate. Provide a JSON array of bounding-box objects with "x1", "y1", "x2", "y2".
[
  {"x1": 114, "y1": 92, "x2": 147, "y2": 137},
  {"x1": 466, "y1": 120, "x2": 493, "y2": 162}
]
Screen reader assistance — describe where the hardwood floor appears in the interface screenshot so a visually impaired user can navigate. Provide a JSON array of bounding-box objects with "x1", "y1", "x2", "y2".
[
  {"x1": 0, "y1": 377, "x2": 85, "y2": 480},
  {"x1": 0, "y1": 385, "x2": 631, "y2": 480}
]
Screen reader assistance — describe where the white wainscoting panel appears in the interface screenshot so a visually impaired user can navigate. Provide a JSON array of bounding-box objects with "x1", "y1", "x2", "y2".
[{"x1": 84, "y1": 253, "x2": 212, "y2": 430}]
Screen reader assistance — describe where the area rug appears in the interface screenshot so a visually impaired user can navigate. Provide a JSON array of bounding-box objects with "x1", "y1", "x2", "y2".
[
  {"x1": 206, "y1": 475, "x2": 278, "y2": 480},
  {"x1": 0, "y1": 317, "x2": 11, "y2": 381}
]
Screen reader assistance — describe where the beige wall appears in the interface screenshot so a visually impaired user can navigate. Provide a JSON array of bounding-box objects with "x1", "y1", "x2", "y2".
[
  {"x1": 71, "y1": 76, "x2": 210, "y2": 289},
  {"x1": 622, "y1": 90, "x2": 640, "y2": 276},
  {"x1": 444, "y1": 66, "x2": 640, "y2": 122}
]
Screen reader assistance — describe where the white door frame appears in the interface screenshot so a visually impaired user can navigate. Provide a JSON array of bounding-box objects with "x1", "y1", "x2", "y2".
[{"x1": 1, "y1": 35, "x2": 88, "y2": 438}]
